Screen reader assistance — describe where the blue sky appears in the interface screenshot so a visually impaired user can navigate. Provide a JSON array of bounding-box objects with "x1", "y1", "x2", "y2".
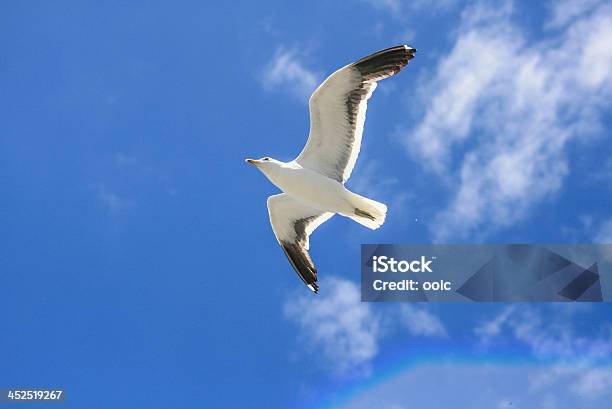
[{"x1": 2, "y1": 1, "x2": 612, "y2": 408}]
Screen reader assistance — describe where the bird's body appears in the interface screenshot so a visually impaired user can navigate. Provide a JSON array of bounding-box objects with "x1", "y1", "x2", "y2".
[
  {"x1": 257, "y1": 160, "x2": 357, "y2": 216},
  {"x1": 247, "y1": 45, "x2": 416, "y2": 292}
]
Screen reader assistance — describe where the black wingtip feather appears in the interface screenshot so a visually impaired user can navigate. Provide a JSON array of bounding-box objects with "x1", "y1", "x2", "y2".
[
  {"x1": 352, "y1": 45, "x2": 416, "y2": 81},
  {"x1": 280, "y1": 241, "x2": 320, "y2": 293}
]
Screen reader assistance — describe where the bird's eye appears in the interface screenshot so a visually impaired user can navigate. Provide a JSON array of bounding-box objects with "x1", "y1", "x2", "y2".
[{"x1": 263, "y1": 157, "x2": 270, "y2": 161}]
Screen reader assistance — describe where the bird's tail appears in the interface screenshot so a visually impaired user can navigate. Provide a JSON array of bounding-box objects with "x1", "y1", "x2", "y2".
[{"x1": 346, "y1": 192, "x2": 387, "y2": 230}]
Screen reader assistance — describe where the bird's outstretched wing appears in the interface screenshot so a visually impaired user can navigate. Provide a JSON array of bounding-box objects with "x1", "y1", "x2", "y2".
[
  {"x1": 295, "y1": 45, "x2": 416, "y2": 183},
  {"x1": 267, "y1": 194, "x2": 333, "y2": 293}
]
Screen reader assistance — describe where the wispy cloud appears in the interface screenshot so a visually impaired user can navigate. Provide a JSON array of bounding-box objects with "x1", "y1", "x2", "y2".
[
  {"x1": 546, "y1": 0, "x2": 602, "y2": 28},
  {"x1": 284, "y1": 277, "x2": 381, "y2": 376},
  {"x1": 475, "y1": 305, "x2": 612, "y2": 401},
  {"x1": 474, "y1": 305, "x2": 516, "y2": 340},
  {"x1": 571, "y1": 367, "x2": 612, "y2": 396},
  {"x1": 361, "y1": 0, "x2": 402, "y2": 14},
  {"x1": 260, "y1": 46, "x2": 320, "y2": 102},
  {"x1": 361, "y1": 0, "x2": 458, "y2": 15},
  {"x1": 475, "y1": 305, "x2": 612, "y2": 360},
  {"x1": 401, "y1": 0, "x2": 612, "y2": 240},
  {"x1": 528, "y1": 365, "x2": 612, "y2": 401},
  {"x1": 284, "y1": 277, "x2": 446, "y2": 376},
  {"x1": 94, "y1": 184, "x2": 131, "y2": 212},
  {"x1": 398, "y1": 304, "x2": 447, "y2": 337}
]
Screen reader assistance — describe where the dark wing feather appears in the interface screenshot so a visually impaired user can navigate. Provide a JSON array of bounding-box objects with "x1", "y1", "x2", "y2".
[{"x1": 296, "y1": 45, "x2": 416, "y2": 183}]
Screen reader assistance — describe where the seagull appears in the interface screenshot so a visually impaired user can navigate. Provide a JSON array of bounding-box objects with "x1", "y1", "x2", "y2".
[{"x1": 246, "y1": 45, "x2": 416, "y2": 293}]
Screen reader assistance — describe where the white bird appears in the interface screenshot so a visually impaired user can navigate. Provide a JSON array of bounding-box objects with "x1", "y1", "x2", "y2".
[{"x1": 246, "y1": 45, "x2": 416, "y2": 292}]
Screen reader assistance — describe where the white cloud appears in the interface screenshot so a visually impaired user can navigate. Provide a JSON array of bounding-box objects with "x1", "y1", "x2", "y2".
[
  {"x1": 476, "y1": 305, "x2": 612, "y2": 360},
  {"x1": 260, "y1": 47, "x2": 320, "y2": 102},
  {"x1": 284, "y1": 277, "x2": 381, "y2": 375},
  {"x1": 362, "y1": 0, "x2": 402, "y2": 13},
  {"x1": 398, "y1": 304, "x2": 447, "y2": 337},
  {"x1": 572, "y1": 367, "x2": 612, "y2": 396},
  {"x1": 527, "y1": 364, "x2": 612, "y2": 401},
  {"x1": 284, "y1": 277, "x2": 446, "y2": 375},
  {"x1": 474, "y1": 305, "x2": 515, "y2": 339},
  {"x1": 94, "y1": 184, "x2": 130, "y2": 211},
  {"x1": 402, "y1": 0, "x2": 612, "y2": 240},
  {"x1": 546, "y1": 0, "x2": 601, "y2": 28},
  {"x1": 472, "y1": 305, "x2": 612, "y2": 402},
  {"x1": 362, "y1": 0, "x2": 457, "y2": 15}
]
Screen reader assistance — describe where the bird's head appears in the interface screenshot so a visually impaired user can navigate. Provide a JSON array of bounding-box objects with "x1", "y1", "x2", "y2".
[
  {"x1": 245, "y1": 156, "x2": 281, "y2": 170},
  {"x1": 245, "y1": 156, "x2": 287, "y2": 189}
]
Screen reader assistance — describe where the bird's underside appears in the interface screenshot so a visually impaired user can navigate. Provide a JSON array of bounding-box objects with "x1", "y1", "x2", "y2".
[{"x1": 265, "y1": 45, "x2": 416, "y2": 292}]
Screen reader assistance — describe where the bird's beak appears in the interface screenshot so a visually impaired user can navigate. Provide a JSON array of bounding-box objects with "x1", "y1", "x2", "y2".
[{"x1": 245, "y1": 158, "x2": 258, "y2": 165}]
